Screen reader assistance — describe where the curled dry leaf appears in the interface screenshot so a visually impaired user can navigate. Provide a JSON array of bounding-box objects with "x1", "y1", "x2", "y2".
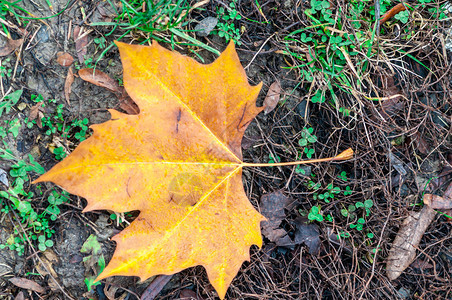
[
  {"x1": 0, "y1": 38, "x2": 23, "y2": 56},
  {"x1": 79, "y1": 68, "x2": 121, "y2": 93},
  {"x1": 104, "y1": 282, "x2": 128, "y2": 300},
  {"x1": 56, "y1": 52, "x2": 74, "y2": 67},
  {"x1": 376, "y1": 75, "x2": 405, "y2": 121},
  {"x1": 141, "y1": 275, "x2": 173, "y2": 300},
  {"x1": 79, "y1": 68, "x2": 139, "y2": 114},
  {"x1": 35, "y1": 249, "x2": 60, "y2": 291},
  {"x1": 9, "y1": 277, "x2": 46, "y2": 294},
  {"x1": 260, "y1": 193, "x2": 319, "y2": 253},
  {"x1": 34, "y1": 41, "x2": 265, "y2": 299},
  {"x1": 29, "y1": 101, "x2": 45, "y2": 128},
  {"x1": 260, "y1": 191, "x2": 292, "y2": 245},
  {"x1": 410, "y1": 258, "x2": 434, "y2": 269},
  {"x1": 292, "y1": 217, "x2": 320, "y2": 255},
  {"x1": 14, "y1": 291, "x2": 25, "y2": 300},
  {"x1": 423, "y1": 182, "x2": 452, "y2": 210},
  {"x1": 423, "y1": 194, "x2": 452, "y2": 210},
  {"x1": 386, "y1": 205, "x2": 436, "y2": 280},
  {"x1": 412, "y1": 132, "x2": 429, "y2": 155},
  {"x1": 74, "y1": 26, "x2": 88, "y2": 63},
  {"x1": 263, "y1": 80, "x2": 281, "y2": 115},
  {"x1": 64, "y1": 67, "x2": 75, "y2": 105}
]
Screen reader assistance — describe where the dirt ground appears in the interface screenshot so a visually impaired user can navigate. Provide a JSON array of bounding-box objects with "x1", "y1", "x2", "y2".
[{"x1": 0, "y1": 0, "x2": 451, "y2": 299}]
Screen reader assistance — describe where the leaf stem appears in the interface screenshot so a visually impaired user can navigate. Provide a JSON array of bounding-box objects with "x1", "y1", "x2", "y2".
[{"x1": 241, "y1": 148, "x2": 353, "y2": 167}]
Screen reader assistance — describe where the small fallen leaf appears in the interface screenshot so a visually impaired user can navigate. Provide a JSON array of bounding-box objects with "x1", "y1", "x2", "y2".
[
  {"x1": 260, "y1": 191, "x2": 292, "y2": 245},
  {"x1": 423, "y1": 182, "x2": 452, "y2": 210},
  {"x1": 79, "y1": 68, "x2": 139, "y2": 114},
  {"x1": 293, "y1": 217, "x2": 320, "y2": 255},
  {"x1": 412, "y1": 132, "x2": 429, "y2": 155},
  {"x1": 79, "y1": 68, "x2": 122, "y2": 93},
  {"x1": 74, "y1": 26, "x2": 89, "y2": 63},
  {"x1": 386, "y1": 205, "x2": 436, "y2": 280},
  {"x1": 118, "y1": 92, "x2": 140, "y2": 115},
  {"x1": 376, "y1": 76, "x2": 405, "y2": 121},
  {"x1": 64, "y1": 67, "x2": 74, "y2": 105},
  {"x1": 35, "y1": 249, "x2": 59, "y2": 279},
  {"x1": 263, "y1": 80, "x2": 281, "y2": 115},
  {"x1": 104, "y1": 282, "x2": 128, "y2": 300},
  {"x1": 14, "y1": 291, "x2": 25, "y2": 300},
  {"x1": 0, "y1": 38, "x2": 23, "y2": 56},
  {"x1": 141, "y1": 275, "x2": 173, "y2": 300},
  {"x1": 423, "y1": 194, "x2": 452, "y2": 210},
  {"x1": 29, "y1": 101, "x2": 45, "y2": 128},
  {"x1": 426, "y1": 165, "x2": 452, "y2": 192},
  {"x1": 410, "y1": 258, "x2": 434, "y2": 269},
  {"x1": 36, "y1": 249, "x2": 61, "y2": 292},
  {"x1": 9, "y1": 277, "x2": 46, "y2": 293},
  {"x1": 444, "y1": 181, "x2": 452, "y2": 199},
  {"x1": 56, "y1": 52, "x2": 74, "y2": 67}
]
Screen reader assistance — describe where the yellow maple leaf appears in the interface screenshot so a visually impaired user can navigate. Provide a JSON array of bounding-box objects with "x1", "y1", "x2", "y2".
[{"x1": 34, "y1": 41, "x2": 265, "y2": 298}]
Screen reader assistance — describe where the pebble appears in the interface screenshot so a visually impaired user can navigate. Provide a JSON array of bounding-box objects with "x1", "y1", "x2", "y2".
[{"x1": 296, "y1": 100, "x2": 310, "y2": 119}]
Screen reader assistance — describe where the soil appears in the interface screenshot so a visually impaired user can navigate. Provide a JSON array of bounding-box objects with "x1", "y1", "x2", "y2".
[{"x1": 0, "y1": 0, "x2": 451, "y2": 299}]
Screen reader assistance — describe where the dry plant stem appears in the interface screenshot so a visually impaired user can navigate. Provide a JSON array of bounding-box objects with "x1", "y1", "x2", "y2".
[{"x1": 242, "y1": 148, "x2": 354, "y2": 167}]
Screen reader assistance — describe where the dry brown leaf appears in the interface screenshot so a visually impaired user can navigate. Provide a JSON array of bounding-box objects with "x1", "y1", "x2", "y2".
[
  {"x1": 64, "y1": 67, "x2": 74, "y2": 105},
  {"x1": 260, "y1": 191, "x2": 292, "y2": 245},
  {"x1": 56, "y1": 52, "x2": 74, "y2": 67},
  {"x1": 444, "y1": 181, "x2": 452, "y2": 199},
  {"x1": 423, "y1": 182, "x2": 452, "y2": 210},
  {"x1": 377, "y1": 76, "x2": 405, "y2": 120},
  {"x1": 293, "y1": 217, "x2": 320, "y2": 255},
  {"x1": 79, "y1": 68, "x2": 138, "y2": 114},
  {"x1": 118, "y1": 92, "x2": 139, "y2": 114},
  {"x1": 386, "y1": 205, "x2": 436, "y2": 280},
  {"x1": 423, "y1": 194, "x2": 452, "y2": 210},
  {"x1": 263, "y1": 80, "x2": 281, "y2": 115},
  {"x1": 104, "y1": 283, "x2": 127, "y2": 300},
  {"x1": 0, "y1": 38, "x2": 23, "y2": 56},
  {"x1": 74, "y1": 26, "x2": 88, "y2": 63},
  {"x1": 413, "y1": 132, "x2": 429, "y2": 155},
  {"x1": 35, "y1": 249, "x2": 60, "y2": 291},
  {"x1": 410, "y1": 258, "x2": 434, "y2": 269},
  {"x1": 29, "y1": 101, "x2": 45, "y2": 128},
  {"x1": 9, "y1": 277, "x2": 46, "y2": 293},
  {"x1": 141, "y1": 275, "x2": 173, "y2": 300},
  {"x1": 79, "y1": 68, "x2": 122, "y2": 93},
  {"x1": 14, "y1": 291, "x2": 25, "y2": 300}
]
